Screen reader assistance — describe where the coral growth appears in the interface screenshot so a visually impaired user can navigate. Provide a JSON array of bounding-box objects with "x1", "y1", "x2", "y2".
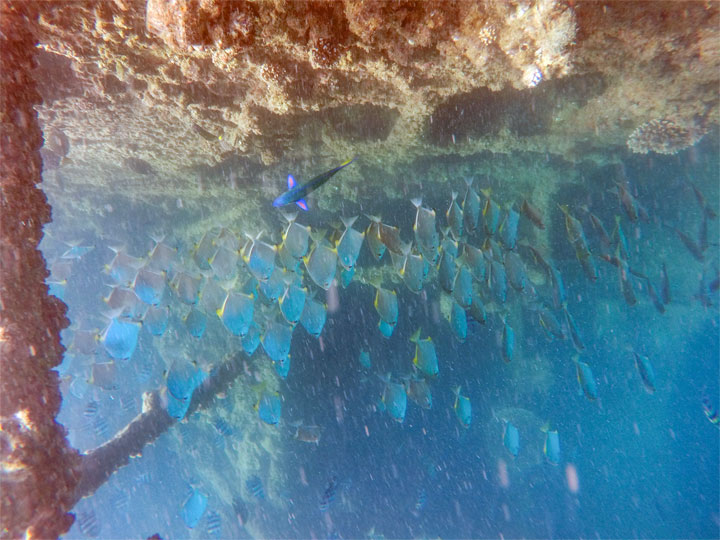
[{"x1": 627, "y1": 118, "x2": 707, "y2": 154}]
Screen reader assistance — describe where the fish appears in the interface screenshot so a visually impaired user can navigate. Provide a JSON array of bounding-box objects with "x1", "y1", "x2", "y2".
[
  {"x1": 548, "y1": 264, "x2": 567, "y2": 309},
  {"x1": 293, "y1": 423, "x2": 323, "y2": 444},
  {"x1": 275, "y1": 354, "x2": 291, "y2": 379},
  {"x1": 541, "y1": 425, "x2": 561, "y2": 465},
  {"x1": 374, "y1": 286, "x2": 399, "y2": 327},
  {"x1": 660, "y1": 263, "x2": 671, "y2": 304},
  {"x1": 414, "y1": 487, "x2": 428, "y2": 514},
  {"x1": 340, "y1": 265, "x2": 355, "y2": 288},
  {"x1": 404, "y1": 376, "x2": 432, "y2": 409},
  {"x1": 213, "y1": 417, "x2": 233, "y2": 437},
  {"x1": 358, "y1": 350, "x2": 372, "y2": 369},
  {"x1": 453, "y1": 386, "x2": 472, "y2": 428},
  {"x1": 411, "y1": 197, "x2": 440, "y2": 264},
  {"x1": 184, "y1": 307, "x2": 207, "y2": 338},
  {"x1": 616, "y1": 251, "x2": 637, "y2": 307},
  {"x1": 365, "y1": 220, "x2": 387, "y2": 261},
  {"x1": 241, "y1": 322, "x2": 261, "y2": 355},
  {"x1": 253, "y1": 384, "x2": 282, "y2": 425},
  {"x1": 462, "y1": 243, "x2": 486, "y2": 282},
  {"x1": 199, "y1": 279, "x2": 228, "y2": 315},
  {"x1": 463, "y1": 178, "x2": 481, "y2": 233},
  {"x1": 205, "y1": 510, "x2": 222, "y2": 538},
  {"x1": 452, "y1": 265, "x2": 473, "y2": 309},
  {"x1": 279, "y1": 283, "x2": 307, "y2": 325},
  {"x1": 101, "y1": 317, "x2": 141, "y2": 359},
  {"x1": 450, "y1": 299, "x2": 467, "y2": 343},
  {"x1": 209, "y1": 246, "x2": 239, "y2": 281},
  {"x1": 105, "y1": 247, "x2": 144, "y2": 285},
  {"x1": 521, "y1": 199, "x2": 545, "y2": 229},
  {"x1": 702, "y1": 395, "x2": 719, "y2": 426},
  {"x1": 71, "y1": 328, "x2": 98, "y2": 355},
  {"x1": 61, "y1": 242, "x2": 94, "y2": 260},
  {"x1": 645, "y1": 278, "x2": 666, "y2": 314},
  {"x1": 246, "y1": 475, "x2": 265, "y2": 499},
  {"x1": 674, "y1": 227, "x2": 704, "y2": 262},
  {"x1": 77, "y1": 508, "x2": 101, "y2": 538},
  {"x1": 562, "y1": 305, "x2": 585, "y2": 352},
  {"x1": 303, "y1": 237, "x2": 338, "y2": 290},
  {"x1": 336, "y1": 216, "x2": 365, "y2": 270},
  {"x1": 587, "y1": 211, "x2": 612, "y2": 252},
  {"x1": 181, "y1": 489, "x2": 208, "y2": 529},
  {"x1": 504, "y1": 251, "x2": 527, "y2": 292},
  {"x1": 633, "y1": 352, "x2": 656, "y2": 394},
  {"x1": 446, "y1": 191, "x2": 464, "y2": 240},
  {"x1": 172, "y1": 272, "x2": 202, "y2": 305},
  {"x1": 193, "y1": 123, "x2": 220, "y2": 142},
  {"x1": 166, "y1": 359, "x2": 206, "y2": 403},
  {"x1": 319, "y1": 476, "x2": 338, "y2": 512},
  {"x1": 218, "y1": 292, "x2": 255, "y2": 336},
  {"x1": 578, "y1": 250, "x2": 599, "y2": 282},
  {"x1": 437, "y1": 247, "x2": 457, "y2": 294},
  {"x1": 378, "y1": 318, "x2": 395, "y2": 338},
  {"x1": 259, "y1": 267, "x2": 286, "y2": 302},
  {"x1": 399, "y1": 248, "x2": 427, "y2": 294},
  {"x1": 558, "y1": 204, "x2": 590, "y2": 257},
  {"x1": 611, "y1": 216, "x2": 630, "y2": 261},
  {"x1": 375, "y1": 220, "x2": 406, "y2": 255},
  {"x1": 89, "y1": 361, "x2": 117, "y2": 391},
  {"x1": 537, "y1": 307, "x2": 566, "y2": 341},
  {"x1": 261, "y1": 320, "x2": 293, "y2": 363},
  {"x1": 281, "y1": 213, "x2": 311, "y2": 261},
  {"x1": 104, "y1": 285, "x2": 145, "y2": 319},
  {"x1": 468, "y1": 293, "x2": 487, "y2": 325},
  {"x1": 489, "y1": 259, "x2": 507, "y2": 304},
  {"x1": 299, "y1": 296, "x2": 327, "y2": 338},
  {"x1": 574, "y1": 357, "x2": 598, "y2": 401},
  {"x1": 481, "y1": 189, "x2": 501, "y2": 236},
  {"x1": 503, "y1": 422, "x2": 520, "y2": 457},
  {"x1": 410, "y1": 328, "x2": 439, "y2": 378},
  {"x1": 132, "y1": 267, "x2": 166, "y2": 305},
  {"x1": 83, "y1": 400, "x2": 99, "y2": 417},
  {"x1": 242, "y1": 233, "x2": 277, "y2": 281},
  {"x1": 382, "y1": 378, "x2": 407, "y2": 423},
  {"x1": 232, "y1": 496, "x2": 250, "y2": 526},
  {"x1": 193, "y1": 231, "x2": 217, "y2": 271},
  {"x1": 273, "y1": 158, "x2": 354, "y2": 210},
  {"x1": 499, "y1": 205, "x2": 520, "y2": 250},
  {"x1": 502, "y1": 320, "x2": 514, "y2": 363},
  {"x1": 613, "y1": 181, "x2": 640, "y2": 222},
  {"x1": 686, "y1": 178, "x2": 718, "y2": 219}
]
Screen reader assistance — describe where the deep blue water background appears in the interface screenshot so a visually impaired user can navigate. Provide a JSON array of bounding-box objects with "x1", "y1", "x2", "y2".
[{"x1": 46, "y1": 138, "x2": 719, "y2": 539}]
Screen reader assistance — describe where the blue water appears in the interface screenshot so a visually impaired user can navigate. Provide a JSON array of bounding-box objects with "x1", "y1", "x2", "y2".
[{"x1": 44, "y1": 139, "x2": 718, "y2": 539}]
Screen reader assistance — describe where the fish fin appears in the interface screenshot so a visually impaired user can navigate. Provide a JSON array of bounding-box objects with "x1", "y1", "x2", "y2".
[
  {"x1": 296, "y1": 199, "x2": 308, "y2": 211},
  {"x1": 540, "y1": 422, "x2": 550, "y2": 433},
  {"x1": 464, "y1": 177, "x2": 474, "y2": 188},
  {"x1": 452, "y1": 385, "x2": 461, "y2": 397},
  {"x1": 409, "y1": 327, "x2": 421, "y2": 343},
  {"x1": 287, "y1": 174, "x2": 297, "y2": 189},
  {"x1": 410, "y1": 197, "x2": 423, "y2": 208},
  {"x1": 341, "y1": 215, "x2": 358, "y2": 229},
  {"x1": 365, "y1": 214, "x2": 381, "y2": 223},
  {"x1": 280, "y1": 210, "x2": 298, "y2": 224},
  {"x1": 480, "y1": 188, "x2": 492, "y2": 199},
  {"x1": 309, "y1": 229, "x2": 326, "y2": 245},
  {"x1": 451, "y1": 191, "x2": 458, "y2": 201}
]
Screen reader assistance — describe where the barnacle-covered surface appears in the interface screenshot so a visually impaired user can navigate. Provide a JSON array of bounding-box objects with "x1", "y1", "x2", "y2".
[{"x1": 34, "y1": 0, "x2": 718, "y2": 187}]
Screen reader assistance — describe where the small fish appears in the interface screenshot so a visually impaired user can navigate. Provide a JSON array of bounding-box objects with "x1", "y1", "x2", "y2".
[
  {"x1": 558, "y1": 204, "x2": 590, "y2": 256},
  {"x1": 166, "y1": 359, "x2": 206, "y2": 402},
  {"x1": 481, "y1": 189, "x2": 501, "y2": 236},
  {"x1": 462, "y1": 243, "x2": 486, "y2": 282},
  {"x1": 242, "y1": 233, "x2": 277, "y2": 282},
  {"x1": 645, "y1": 278, "x2": 666, "y2": 314},
  {"x1": 281, "y1": 214, "x2": 311, "y2": 261},
  {"x1": 193, "y1": 123, "x2": 220, "y2": 142},
  {"x1": 489, "y1": 259, "x2": 507, "y2": 304},
  {"x1": 77, "y1": 508, "x2": 101, "y2": 537},
  {"x1": 71, "y1": 328, "x2": 98, "y2": 355},
  {"x1": 399, "y1": 249, "x2": 427, "y2": 294},
  {"x1": 615, "y1": 252, "x2": 637, "y2": 307},
  {"x1": 504, "y1": 251, "x2": 527, "y2": 292},
  {"x1": 89, "y1": 361, "x2": 117, "y2": 391},
  {"x1": 365, "y1": 220, "x2": 387, "y2": 261},
  {"x1": 275, "y1": 354, "x2": 291, "y2": 379},
  {"x1": 214, "y1": 417, "x2": 233, "y2": 437},
  {"x1": 381, "y1": 375, "x2": 407, "y2": 423},
  {"x1": 105, "y1": 247, "x2": 144, "y2": 285},
  {"x1": 241, "y1": 322, "x2": 261, "y2": 356},
  {"x1": 468, "y1": 293, "x2": 487, "y2": 325},
  {"x1": 279, "y1": 283, "x2": 307, "y2": 325},
  {"x1": 548, "y1": 265, "x2": 567, "y2": 310},
  {"x1": 437, "y1": 248, "x2": 457, "y2": 294},
  {"x1": 184, "y1": 307, "x2": 207, "y2": 338},
  {"x1": 171, "y1": 272, "x2": 202, "y2": 305},
  {"x1": 541, "y1": 425, "x2": 561, "y2": 465},
  {"x1": 300, "y1": 296, "x2": 327, "y2": 338},
  {"x1": 232, "y1": 496, "x2": 250, "y2": 526},
  {"x1": 702, "y1": 395, "x2": 719, "y2": 426},
  {"x1": 340, "y1": 265, "x2": 355, "y2": 288},
  {"x1": 633, "y1": 352, "x2": 656, "y2": 394},
  {"x1": 577, "y1": 251, "x2": 599, "y2": 282},
  {"x1": 273, "y1": 158, "x2": 354, "y2": 210},
  {"x1": 83, "y1": 401, "x2": 99, "y2": 417},
  {"x1": 613, "y1": 182, "x2": 640, "y2": 222},
  {"x1": 261, "y1": 320, "x2": 293, "y2": 363},
  {"x1": 410, "y1": 328, "x2": 439, "y2": 378},
  {"x1": 358, "y1": 349, "x2": 372, "y2": 369},
  {"x1": 132, "y1": 267, "x2": 166, "y2": 305},
  {"x1": 259, "y1": 267, "x2": 286, "y2": 302},
  {"x1": 499, "y1": 205, "x2": 520, "y2": 250},
  {"x1": 193, "y1": 231, "x2": 217, "y2": 271},
  {"x1": 378, "y1": 318, "x2": 395, "y2": 338},
  {"x1": 450, "y1": 299, "x2": 467, "y2": 343},
  {"x1": 462, "y1": 178, "x2": 481, "y2": 233},
  {"x1": 404, "y1": 376, "x2": 432, "y2": 409},
  {"x1": 686, "y1": 179, "x2": 718, "y2": 219},
  {"x1": 253, "y1": 385, "x2": 282, "y2": 425},
  {"x1": 181, "y1": 489, "x2": 208, "y2": 529},
  {"x1": 452, "y1": 265, "x2": 473, "y2": 309},
  {"x1": 101, "y1": 317, "x2": 141, "y2": 359},
  {"x1": 319, "y1": 476, "x2": 338, "y2": 512},
  {"x1": 205, "y1": 510, "x2": 222, "y2": 538},
  {"x1": 446, "y1": 191, "x2": 464, "y2": 240},
  {"x1": 374, "y1": 286, "x2": 398, "y2": 327},
  {"x1": 502, "y1": 320, "x2": 514, "y2": 363},
  {"x1": 537, "y1": 307, "x2": 566, "y2": 341},
  {"x1": 293, "y1": 423, "x2": 323, "y2": 444},
  {"x1": 562, "y1": 305, "x2": 585, "y2": 352},
  {"x1": 376, "y1": 221, "x2": 406, "y2": 255},
  {"x1": 411, "y1": 197, "x2": 440, "y2": 264},
  {"x1": 61, "y1": 243, "x2": 94, "y2": 260},
  {"x1": 574, "y1": 357, "x2": 598, "y2": 401},
  {"x1": 303, "y1": 238, "x2": 338, "y2": 290},
  {"x1": 336, "y1": 216, "x2": 365, "y2": 270},
  {"x1": 587, "y1": 211, "x2": 611, "y2": 251},
  {"x1": 104, "y1": 286, "x2": 144, "y2": 318},
  {"x1": 674, "y1": 227, "x2": 704, "y2": 262},
  {"x1": 217, "y1": 292, "x2": 254, "y2": 336},
  {"x1": 503, "y1": 422, "x2": 520, "y2": 457},
  {"x1": 209, "y1": 246, "x2": 239, "y2": 281},
  {"x1": 246, "y1": 475, "x2": 265, "y2": 499},
  {"x1": 521, "y1": 199, "x2": 545, "y2": 229},
  {"x1": 453, "y1": 386, "x2": 472, "y2": 428}
]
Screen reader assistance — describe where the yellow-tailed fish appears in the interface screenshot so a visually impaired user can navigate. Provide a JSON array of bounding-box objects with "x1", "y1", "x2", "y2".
[
  {"x1": 242, "y1": 232, "x2": 276, "y2": 282},
  {"x1": 217, "y1": 291, "x2": 254, "y2": 336},
  {"x1": 462, "y1": 177, "x2": 481, "y2": 233},
  {"x1": 209, "y1": 246, "x2": 238, "y2": 281},
  {"x1": 410, "y1": 328, "x2": 439, "y2": 378},
  {"x1": 303, "y1": 234, "x2": 338, "y2": 290},
  {"x1": 299, "y1": 295, "x2": 327, "y2": 338},
  {"x1": 279, "y1": 283, "x2": 307, "y2": 325},
  {"x1": 633, "y1": 351, "x2": 656, "y2": 394},
  {"x1": 481, "y1": 188, "x2": 501, "y2": 236},
  {"x1": 261, "y1": 320, "x2": 293, "y2": 363},
  {"x1": 411, "y1": 197, "x2": 440, "y2": 264},
  {"x1": 574, "y1": 356, "x2": 598, "y2": 400},
  {"x1": 404, "y1": 376, "x2": 432, "y2": 409},
  {"x1": 541, "y1": 425, "x2": 561, "y2": 465},
  {"x1": 452, "y1": 265, "x2": 473, "y2": 309},
  {"x1": 365, "y1": 220, "x2": 386, "y2": 261},
  {"x1": 374, "y1": 285, "x2": 398, "y2": 327},
  {"x1": 462, "y1": 242, "x2": 486, "y2": 282},
  {"x1": 453, "y1": 386, "x2": 472, "y2": 428},
  {"x1": 503, "y1": 421, "x2": 520, "y2": 457},
  {"x1": 132, "y1": 267, "x2": 166, "y2": 305},
  {"x1": 336, "y1": 215, "x2": 365, "y2": 270},
  {"x1": 450, "y1": 299, "x2": 467, "y2": 343},
  {"x1": 446, "y1": 191, "x2": 464, "y2": 241}
]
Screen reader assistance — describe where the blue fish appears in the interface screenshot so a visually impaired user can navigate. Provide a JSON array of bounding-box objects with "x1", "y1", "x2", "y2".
[
  {"x1": 381, "y1": 376, "x2": 407, "y2": 423},
  {"x1": 300, "y1": 296, "x2": 327, "y2": 338},
  {"x1": 246, "y1": 475, "x2": 265, "y2": 499},
  {"x1": 275, "y1": 354, "x2": 291, "y2": 379},
  {"x1": 453, "y1": 386, "x2": 472, "y2": 428},
  {"x1": 217, "y1": 292, "x2": 255, "y2": 336},
  {"x1": 503, "y1": 422, "x2": 520, "y2": 457},
  {"x1": 502, "y1": 320, "x2": 514, "y2": 363},
  {"x1": 279, "y1": 284, "x2": 307, "y2": 325},
  {"x1": 574, "y1": 357, "x2": 598, "y2": 400},
  {"x1": 133, "y1": 267, "x2": 166, "y2": 305},
  {"x1": 184, "y1": 307, "x2": 207, "y2": 339},
  {"x1": 358, "y1": 350, "x2": 372, "y2": 369},
  {"x1": 378, "y1": 318, "x2": 395, "y2": 339},
  {"x1": 261, "y1": 321, "x2": 293, "y2": 363},
  {"x1": 542, "y1": 426, "x2": 561, "y2": 465},
  {"x1": 319, "y1": 476, "x2": 338, "y2": 512},
  {"x1": 254, "y1": 385, "x2": 282, "y2": 425},
  {"x1": 143, "y1": 305, "x2": 169, "y2": 336},
  {"x1": 241, "y1": 322, "x2": 261, "y2": 355},
  {"x1": 101, "y1": 317, "x2": 140, "y2": 359},
  {"x1": 273, "y1": 158, "x2": 354, "y2": 210},
  {"x1": 181, "y1": 489, "x2": 208, "y2": 529},
  {"x1": 633, "y1": 352, "x2": 656, "y2": 394},
  {"x1": 205, "y1": 510, "x2": 222, "y2": 538},
  {"x1": 449, "y1": 300, "x2": 467, "y2": 343}
]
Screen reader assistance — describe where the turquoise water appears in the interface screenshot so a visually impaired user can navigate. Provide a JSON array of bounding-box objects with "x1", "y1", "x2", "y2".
[{"x1": 44, "y1": 138, "x2": 718, "y2": 539}]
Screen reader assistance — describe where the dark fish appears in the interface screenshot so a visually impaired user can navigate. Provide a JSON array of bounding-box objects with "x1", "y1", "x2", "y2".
[
  {"x1": 320, "y1": 476, "x2": 338, "y2": 512},
  {"x1": 246, "y1": 475, "x2": 265, "y2": 500},
  {"x1": 521, "y1": 199, "x2": 545, "y2": 229},
  {"x1": 232, "y1": 496, "x2": 250, "y2": 527},
  {"x1": 273, "y1": 158, "x2": 354, "y2": 210},
  {"x1": 77, "y1": 508, "x2": 101, "y2": 538},
  {"x1": 633, "y1": 352, "x2": 656, "y2": 394},
  {"x1": 562, "y1": 305, "x2": 585, "y2": 352},
  {"x1": 588, "y1": 212, "x2": 611, "y2": 251},
  {"x1": 702, "y1": 395, "x2": 719, "y2": 426},
  {"x1": 206, "y1": 510, "x2": 222, "y2": 538},
  {"x1": 538, "y1": 307, "x2": 566, "y2": 340},
  {"x1": 645, "y1": 278, "x2": 666, "y2": 314},
  {"x1": 124, "y1": 156, "x2": 155, "y2": 175},
  {"x1": 686, "y1": 179, "x2": 718, "y2": 219},
  {"x1": 699, "y1": 214, "x2": 708, "y2": 253},
  {"x1": 193, "y1": 123, "x2": 219, "y2": 142},
  {"x1": 214, "y1": 417, "x2": 233, "y2": 437},
  {"x1": 660, "y1": 263, "x2": 671, "y2": 304},
  {"x1": 675, "y1": 228, "x2": 704, "y2": 262},
  {"x1": 616, "y1": 252, "x2": 637, "y2": 306},
  {"x1": 83, "y1": 400, "x2": 99, "y2": 417},
  {"x1": 614, "y1": 182, "x2": 639, "y2": 222}
]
